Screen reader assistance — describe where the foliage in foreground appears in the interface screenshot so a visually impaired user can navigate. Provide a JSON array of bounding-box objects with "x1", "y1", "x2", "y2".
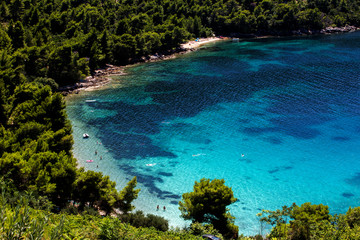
[
  {"x1": 118, "y1": 210, "x2": 169, "y2": 232},
  {"x1": 179, "y1": 178, "x2": 239, "y2": 239},
  {"x1": 258, "y1": 202, "x2": 360, "y2": 240},
  {"x1": 0, "y1": 180, "x2": 203, "y2": 240}
]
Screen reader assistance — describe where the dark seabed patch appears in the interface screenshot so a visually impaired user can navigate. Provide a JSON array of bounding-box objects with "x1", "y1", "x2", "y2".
[
  {"x1": 262, "y1": 90, "x2": 337, "y2": 139},
  {"x1": 269, "y1": 46, "x2": 308, "y2": 52},
  {"x1": 269, "y1": 117, "x2": 322, "y2": 139},
  {"x1": 158, "y1": 172, "x2": 173, "y2": 177},
  {"x1": 268, "y1": 168, "x2": 279, "y2": 174},
  {"x1": 249, "y1": 111, "x2": 265, "y2": 117},
  {"x1": 332, "y1": 136, "x2": 351, "y2": 142},
  {"x1": 235, "y1": 48, "x2": 271, "y2": 59},
  {"x1": 239, "y1": 158, "x2": 252, "y2": 164},
  {"x1": 180, "y1": 135, "x2": 212, "y2": 144},
  {"x1": 169, "y1": 161, "x2": 179, "y2": 167},
  {"x1": 238, "y1": 118, "x2": 251, "y2": 124},
  {"x1": 170, "y1": 201, "x2": 179, "y2": 205},
  {"x1": 265, "y1": 136, "x2": 283, "y2": 144},
  {"x1": 342, "y1": 192, "x2": 355, "y2": 198},
  {"x1": 163, "y1": 194, "x2": 181, "y2": 200},
  {"x1": 268, "y1": 166, "x2": 293, "y2": 174},
  {"x1": 345, "y1": 173, "x2": 360, "y2": 186},
  {"x1": 116, "y1": 164, "x2": 180, "y2": 200}
]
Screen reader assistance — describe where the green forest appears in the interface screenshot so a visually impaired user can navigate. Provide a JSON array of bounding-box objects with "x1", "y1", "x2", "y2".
[{"x1": 1, "y1": 0, "x2": 360, "y2": 239}]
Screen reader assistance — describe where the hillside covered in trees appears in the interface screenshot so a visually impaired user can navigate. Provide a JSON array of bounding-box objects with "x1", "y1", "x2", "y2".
[
  {"x1": 1, "y1": 0, "x2": 360, "y2": 88},
  {"x1": 1, "y1": 0, "x2": 360, "y2": 239}
]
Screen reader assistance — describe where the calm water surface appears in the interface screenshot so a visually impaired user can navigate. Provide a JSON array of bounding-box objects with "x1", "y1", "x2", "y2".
[{"x1": 66, "y1": 32, "x2": 360, "y2": 235}]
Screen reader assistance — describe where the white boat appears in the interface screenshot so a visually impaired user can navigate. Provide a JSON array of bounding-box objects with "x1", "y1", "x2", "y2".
[{"x1": 83, "y1": 133, "x2": 89, "y2": 138}]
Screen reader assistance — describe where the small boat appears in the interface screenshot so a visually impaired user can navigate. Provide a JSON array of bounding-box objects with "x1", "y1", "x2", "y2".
[
  {"x1": 86, "y1": 160, "x2": 94, "y2": 163},
  {"x1": 83, "y1": 133, "x2": 89, "y2": 138},
  {"x1": 146, "y1": 163, "x2": 157, "y2": 167}
]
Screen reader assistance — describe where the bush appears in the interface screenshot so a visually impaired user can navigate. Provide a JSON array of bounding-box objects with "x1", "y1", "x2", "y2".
[
  {"x1": 99, "y1": 218, "x2": 121, "y2": 240},
  {"x1": 189, "y1": 222, "x2": 222, "y2": 239},
  {"x1": 119, "y1": 210, "x2": 169, "y2": 231},
  {"x1": 346, "y1": 207, "x2": 360, "y2": 228}
]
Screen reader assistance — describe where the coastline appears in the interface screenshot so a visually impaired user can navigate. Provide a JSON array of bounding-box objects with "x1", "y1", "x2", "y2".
[
  {"x1": 60, "y1": 26, "x2": 359, "y2": 96},
  {"x1": 60, "y1": 64, "x2": 126, "y2": 95},
  {"x1": 60, "y1": 37, "x2": 224, "y2": 95},
  {"x1": 179, "y1": 36, "x2": 224, "y2": 50}
]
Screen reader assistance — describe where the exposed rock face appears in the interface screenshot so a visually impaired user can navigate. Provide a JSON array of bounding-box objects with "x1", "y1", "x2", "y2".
[
  {"x1": 59, "y1": 64, "x2": 125, "y2": 95},
  {"x1": 320, "y1": 25, "x2": 359, "y2": 34}
]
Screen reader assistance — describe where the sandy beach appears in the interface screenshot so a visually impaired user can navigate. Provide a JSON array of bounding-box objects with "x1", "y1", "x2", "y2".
[{"x1": 180, "y1": 37, "x2": 223, "y2": 50}]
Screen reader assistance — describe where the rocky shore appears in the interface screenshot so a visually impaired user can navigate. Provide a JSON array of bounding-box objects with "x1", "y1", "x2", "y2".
[
  {"x1": 320, "y1": 25, "x2": 359, "y2": 34},
  {"x1": 60, "y1": 39, "x2": 217, "y2": 95},
  {"x1": 59, "y1": 64, "x2": 126, "y2": 95}
]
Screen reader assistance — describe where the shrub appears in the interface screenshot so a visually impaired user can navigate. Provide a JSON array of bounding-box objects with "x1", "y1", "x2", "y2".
[{"x1": 119, "y1": 210, "x2": 169, "y2": 231}]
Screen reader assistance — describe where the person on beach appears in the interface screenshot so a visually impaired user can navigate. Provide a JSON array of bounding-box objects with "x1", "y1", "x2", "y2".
[
  {"x1": 157, "y1": 205, "x2": 159, "y2": 211},
  {"x1": 163, "y1": 206, "x2": 166, "y2": 211},
  {"x1": 95, "y1": 150, "x2": 97, "y2": 155},
  {"x1": 100, "y1": 156, "x2": 102, "y2": 160}
]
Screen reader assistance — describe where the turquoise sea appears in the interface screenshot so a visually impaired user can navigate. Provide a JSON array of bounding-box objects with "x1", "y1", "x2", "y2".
[{"x1": 66, "y1": 32, "x2": 360, "y2": 235}]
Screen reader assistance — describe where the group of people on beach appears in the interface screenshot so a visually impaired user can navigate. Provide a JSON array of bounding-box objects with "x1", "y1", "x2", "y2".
[{"x1": 157, "y1": 205, "x2": 166, "y2": 211}]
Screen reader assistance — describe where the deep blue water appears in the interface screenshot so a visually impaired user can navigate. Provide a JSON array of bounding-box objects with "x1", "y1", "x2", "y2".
[{"x1": 66, "y1": 32, "x2": 360, "y2": 235}]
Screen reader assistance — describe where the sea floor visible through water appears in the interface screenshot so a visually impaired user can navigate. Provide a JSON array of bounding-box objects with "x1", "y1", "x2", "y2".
[{"x1": 66, "y1": 31, "x2": 360, "y2": 236}]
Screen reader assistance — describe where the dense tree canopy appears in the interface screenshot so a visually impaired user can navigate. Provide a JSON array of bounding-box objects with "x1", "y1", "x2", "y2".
[
  {"x1": 0, "y1": 0, "x2": 359, "y2": 88},
  {"x1": 179, "y1": 178, "x2": 238, "y2": 238},
  {"x1": 0, "y1": 179, "x2": 202, "y2": 239},
  {"x1": 259, "y1": 202, "x2": 360, "y2": 239}
]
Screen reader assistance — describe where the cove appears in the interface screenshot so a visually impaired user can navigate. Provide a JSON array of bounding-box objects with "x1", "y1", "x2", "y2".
[{"x1": 66, "y1": 31, "x2": 360, "y2": 236}]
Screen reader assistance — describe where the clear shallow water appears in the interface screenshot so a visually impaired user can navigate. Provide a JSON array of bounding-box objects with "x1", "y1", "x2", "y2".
[{"x1": 66, "y1": 32, "x2": 360, "y2": 235}]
